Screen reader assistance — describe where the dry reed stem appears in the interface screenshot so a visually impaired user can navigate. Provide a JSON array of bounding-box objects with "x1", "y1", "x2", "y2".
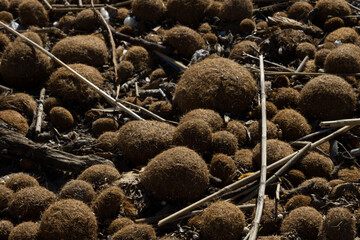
[{"x1": 35, "y1": 88, "x2": 45, "y2": 134}]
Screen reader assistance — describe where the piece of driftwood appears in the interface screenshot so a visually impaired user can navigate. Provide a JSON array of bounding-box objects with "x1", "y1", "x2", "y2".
[
  {"x1": 35, "y1": 88, "x2": 46, "y2": 134},
  {"x1": 0, "y1": 127, "x2": 114, "y2": 172}
]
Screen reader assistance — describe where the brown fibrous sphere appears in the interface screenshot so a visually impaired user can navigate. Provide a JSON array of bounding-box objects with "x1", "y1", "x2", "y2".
[
  {"x1": 220, "y1": 0, "x2": 253, "y2": 22},
  {"x1": 117, "y1": 60, "x2": 134, "y2": 84},
  {"x1": 174, "y1": 57, "x2": 257, "y2": 114},
  {"x1": 0, "y1": 185, "x2": 13, "y2": 212},
  {"x1": 9, "y1": 221, "x2": 39, "y2": 240},
  {"x1": 248, "y1": 120, "x2": 280, "y2": 145},
  {"x1": 148, "y1": 101, "x2": 173, "y2": 118},
  {"x1": 239, "y1": 18, "x2": 255, "y2": 33},
  {"x1": 179, "y1": 108, "x2": 223, "y2": 132},
  {"x1": 39, "y1": 199, "x2": 98, "y2": 240},
  {"x1": 324, "y1": 44, "x2": 360, "y2": 74},
  {"x1": 51, "y1": 35, "x2": 107, "y2": 67},
  {"x1": 117, "y1": 120, "x2": 175, "y2": 165},
  {"x1": 297, "y1": 151, "x2": 333, "y2": 178},
  {"x1": 43, "y1": 97, "x2": 62, "y2": 114},
  {"x1": 253, "y1": 139, "x2": 293, "y2": 168},
  {"x1": 95, "y1": 131, "x2": 118, "y2": 152},
  {"x1": 166, "y1": 0, "x2": 210, "y2": 26},
  {"x1": 287, "y1": 1, "x2": 313, "y2": 20},
  {"x1": 0, "y1": 220, "x2": 13, "y2": 240},
  {"x1": 92, "y1": 118, "x2": 119, "y2": 136},
  {"x1": 314, "y1": 49, "x2": 331, "y2": 68},
  {"x1": 320, "y1": 207, "x2": 356, "y2": 240},
  {"x1": 131, "y1": 0, "x2": 165, "y2": 22},
  {"x1": 281, "y1": 206, "x2": 323, "y2": 240},
  {"x1": 8, "y1": 186, "x2": 56, "y2": 221},
  {"x1": 285, "y1": 195, "x2": 311, "y2": 212},
  {"x1": 18, "y1": 0, "x2": 48, "y2": 27},
  {"x1": 164, "y1": 26, "x2": 205, "y2": 58},
  {"x1": 229, "y1": 40, "x2": 258, "y2": 62},
  {"x1": 272, "y1": 109, "x2": 311, "y2": 141},
  {"x1": 324, "y1": 17, "x2": 345, "y2": 32},
  {"x1": 140, "y1": 146, "x2": 209, "y2": 202},
  {"x1": 253, "y1": 199, "x2": 284, "y2": 235},
  {"x1": 0, "y1": 110, "x2": 29, "y2": 135},
  {"x1": 272, "y1": 87, "x2": 300, "y2": 109},
  {"x1": 325, "y1": 27, "x2": 358, "y2": 44},
  {"x1": 92, "y1": 186, "x2": 125, "y2": 220},
  {"x1": 112, "y1": 224, "x2": 156, "y2": 240},
  {"x1": 226, "y1": 120, "x2": 247, "y2": 147},
  {"x1": 252, "y1": 102, "x2": 278, "y2": 119},
  {"x1": 0, "y1": 93, "x2": 37, "y2": 120},
  {"x1": 315, "y1": 0, "x2": 350, "y2": 24},
  {"x1": 74, "y1": 9, "x2": 98, "y2": 31},
  {"x1": 337, "y1": 166, "x2": 360, "y2": 182},
  {"x1": 296, "y1": 42, "x2": 316, "y2": 59},
  {"x1": 107, "y1": 218, "x2": 134, "y2": 236},
  {"x1": 77, "y1": 164, "x2": 121, "y2": 189},
  {"x1": 209, "y1": 153, "x2": 236, "y2": 184},
  {"x1": 49, "y1": 106, "x2": 74, "y2": 129},
  {"x1": 234, "y1": 149, "x2": 254, "y2": 171},
  {"x1": 212, "y1": 131, "x2": 238, "y2": 155},
  {"x1": 285, "y1": 169, "x2": 306, "y2": 187},
  {"x1": 201, "y1": 201, "x2": 245, "y2": 240},
  {"x1": 5, "y1": 173, "x2": 39, "y2": 192},
  {"x1": 299, "y1": 74, "x2": 356, "y2": 120},
  {"x1": 123, "y1": 46, "x2": 151, "y2": 72},
  {"x1": 60, "y1": 179, "x2": 95, "y2": 205},
  {"x1": 299, "y1": 177, "x2": 330, "y2": 197}
]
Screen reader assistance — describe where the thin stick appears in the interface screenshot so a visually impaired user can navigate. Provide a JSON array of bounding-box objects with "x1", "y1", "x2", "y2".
[
  {"x1": 0, "y1": 84, "x2": 11, "y2": 93},
  {"x1": 249, "y1": 55, "x2": 267, "y2": 240},
  {"x1": 295, "y1": 127, "x2": 336, "y2": 141},
  {"x1": 51, "y1": 0, "x2": 132, "y2": 11},
  {"x1": 153, "y1": 50, "x2": 188, "y2": 71},
  {"x1": 251, "y1": 70, "x2": 360, "y2": 77},
  {"x1": 0, "y1": 21, "x2": 144, "y2": 121},
  {"x1": 243, "y1": 53, "x2": 293, "y2": 72},
  {"x1": 35, "y1": 88, "x2": 46, "y2": 134},
  {"x1": 319, "y1": 118, "x2": 360, "y2": 128},
  {"x1": 158, "y1": 125, "x2": 355, "y2": 227},
  {"x1": 90, "y1": 2, "x2": 118, "y2": 83},
  {"x1": 78, "y1": 0, "x2": 83, "y2": 7},
  {"x1": 346, "y1": 1, "x2": 360, "y2": 12},
  {"x1": 42, "y1": 0, "x2": 53, "y2": 9},
  {"x1": 295, "y1": 55, "x2": 309, "y2": 73}
]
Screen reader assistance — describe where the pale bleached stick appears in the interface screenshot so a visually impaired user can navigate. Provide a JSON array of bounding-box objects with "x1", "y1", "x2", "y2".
[
  {"x1": 42, "y1": 0, "x2": 53, "y2": 9},
  {"x1": 295, "y1": 55, "x2": 309, "y2": 73},
  {"x1": 0, "y1": 21, "x2": 144, "y2": 121},
  {"x1": 153, "y1": 50, "x2": 188, "y2": 71},
  {"x1": 35, "y1": 88, "x2": 46, "y2": 134},
  {"x1": 319, "y1": 118, "x2": 360, "y2": 128},
  {"x1": 158, "y1": 125, "x2": 355, "y2": 227},
  {"x1": 249, "y1": 55, "x2": 267, "y2": 240},
  {"x1": 251, "y1": 70, "x2": 360, "y2": 77}
]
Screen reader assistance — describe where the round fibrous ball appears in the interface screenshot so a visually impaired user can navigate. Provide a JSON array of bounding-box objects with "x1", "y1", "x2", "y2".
[
  {"x1": 123, "y1": 46, "x2": 150, "y2": 72},
  {"x1": 47, "y1": 64, "x2": 104, "y2": 106},
  {"x1": 324, "y1": 44, "x2": 360, "y2": 74},
  {"x1": 203, "y1": 33, "x2": 217, "y2": 44},
  {"x1": 304, "y1": 59, "x2": 317, "y2": 72},
  {"x1": 0, "y1": 32, "x2": 9, "y2": 53},
  {"x1": 39, "y1": 199, "x2": 98, "y2": 240},
  {"x1": 198, "y1": 22, "x2": 211, "y2": 33},
  {"x1": 337, "y1": 166, "x2": 360, "y2": 182},
  {"x1": 253, "y1": 102, "x2": 278, "y2": 119},
  {"x1": 14, "y1": 31, "x2": 43, "y2": 47},
  {"x1": 5, "y1": 173, "x2": 39, "y2": 192},
  {"x1": 0, "y1": 0, "x2": 9, "y2": 11},
  {"x1": 229, "y1": 40, "x2": 258, "y2": 62},
  {"x1": 281, "y1": 206, "x2": 323, "y2": 240},
  {"x1": 51, "y1": 35, "x2": 107, "y2": 67},
  {"x1": 253, "y1": 139, "x2": 293, "y2": 167},
  {"x1": 299, "y1": 74, "x2": 356, "y2": 120},
  {"x1": 8, "y1": 186, "x2": 56, "y2": 221},
  {"x1": 226, "y1": 120, "x2": 247, "y2": 147},
  {"x1": 285, "y1": 195, "x2": 311, "y2": 212},
  {"x1": 117, "y1": 60, "x2": 134, "y2": 84},
  {"x1": 164, "y1": 26, "x2": 205, "y2": 58},
  {"x1": 117, "y1": 120, "x2": 175, "y2": 165},
  {"x1": 132, "y1": 0, "x2": 165, "y2": 22},
  {"x1": 166, "y1": 0, "x2": 210, "y2": 26},
  {"x1": 296, "y1": 42, "x2": 316, "y2": 59},
  {"x1": 298, "y1": 151, "x2": 333, "y2": 178},
  {"x1": 258, "y1": 237, "x2": 281, "y2": 240},
  {"x1": 95, "y1": 131, "x2": 118, "y2": 152},
  {"x1": 0, "y1": 110, "x2": 29, "y2": 135},
  {"x1": 179, "y1": 108, "x2": 223, "y2": 132},
  {"x1": 253, "y1": 199, "x2": 284, "y2": 235},
  {"x1": 288, "y1": 1, "x2": 313, "y2": 20},
  {"x1": 220, "y1": 0, "x2": 252, "y2": 22},
  {"x1": 49, "y1": 106, "x2": 74, "y2": 129},
  {"x1": 174, "y1": 57, "x2": 256, "y2": 114},
  {"x1": 205, "y1": 0, "x2": 222, "y2": 17},
  {"x1": 0, "y1": 220, "x2": 13, "y2": 240},
  {"x1": 299, "y1": 177, "x2": 330, "y2": 197},
  {"x1": 315, "y1": 49, "x2": 331, "y2": 68},
  {"x1": 239, "y1": 18, "x2": 255, "y2": 33},
  {"x1": 1, "y1": 42, "x2": 50, "y2": 88},
  {"x1": 212, "y1": 131, "x2": 238, "y2": 155},
  {"x1": 0, "y1": 185, "x2": 12, "y2": 212},
  {"x1": 92, "y1": 186, "x2": 125, "y2": 220},
  {"x1": 272, "y1": 109, "x2": 311, "y2": 141},
  {"x1": 112, "y1": 224, "x2": 156, "y2": 240},
  {"x1": 148, "y1": 101, "x2": 173, "y2": 118},
  {"x1": 42, "y1": 97, "x2": 61, "y2": 114},
  {"x1": 92, "y1": 118, "x2": 119, "y2": 136},
  {"x1": 140, "y1": 146, "x2": 209, "y2": 202},
  {"x1": 57, "y1": 15, "x2": 75, "y2": 33},
  {"x1": 234, "y1": 149, "x2": 253, "y2": 171},
  {"x1": 77, "y1": 164, "x2": 120, "y2": 189},
  {"x1": 272, "y1": 87, "x2": 300, "y2": 109},
  {"x1": 330, "y1": 183, "x2": 360, "y2": 199},
  {"x1": 60, "y1": 179, "x2": 95, "y2": 205},
  {"x1": 173, "y1": 119, "x2": 212, "y2": 154},
  {"x1": 324, "y1": 17, "x2": 345, "y2": 32},
  {"x1": 74, "y1": 9, "x2": 98, "y2": 31},
  {"x1": 285, "y1": 169, "x2": 306, "y2": 187},
  {"x1": 9, "y1": 222, "x2": 39, "y2": 240},
  {"x1": 18, "y1": 0, "x2": 48, "y2": 27},
  {"x1": 0, "y1": 93, "x2": 36, "y2": 120},
  {"x1": 108, "y1": 218, "x2": 134, "y2": 235},
  {"x1": 315, "y1": 0, "x2": 350, "y2": 24},
  {"x1": 201, "y1": 201, "x2": 245, "y2": 240},
  {"x1": 248, "y1": 120, "x2": 280, "y2": 145},
  {"x1": 329, "y1": 179, "x2": 345, "y2": 188},
  {"x1": 321, "y1": 207, "x2": 355, "y2": 240},
  {"x1": 210, "y1": 154, "x2": 236, "y2": 184}
]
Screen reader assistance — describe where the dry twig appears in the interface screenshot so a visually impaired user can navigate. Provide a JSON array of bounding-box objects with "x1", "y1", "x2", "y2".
[{"x1": 35, "y1": 88, "x2": 46, "y2": 135}]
